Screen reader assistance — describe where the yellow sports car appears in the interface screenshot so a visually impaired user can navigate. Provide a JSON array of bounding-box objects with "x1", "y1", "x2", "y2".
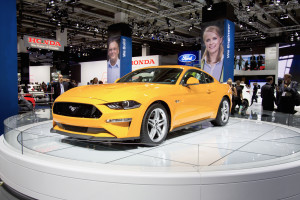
[{"x1": 51, "y1": 65, "x2": 232, "y2": 146}]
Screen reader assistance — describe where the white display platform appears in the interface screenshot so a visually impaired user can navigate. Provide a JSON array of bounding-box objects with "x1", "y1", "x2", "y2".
[{"x1": 1, "y1": 117, "x2": 300, "y2": 200}]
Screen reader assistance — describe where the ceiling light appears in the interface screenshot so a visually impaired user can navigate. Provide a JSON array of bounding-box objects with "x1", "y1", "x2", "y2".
[
  {"x1": 295, "y1": 32, "x2": 299, "y2": 37},
  {"x1": 262, "y1": 14, "x2": 267, "y2": 20},
  {"x1": 239, "y1": 1, "x2": 243, "y2": 10},
  {"x1": 181, "y1": 42, "x2": 184, "y2": 46},
  {"x1": 245, "y1": 5, "x2": 251, "y2": 12},
  {"x1": 189, "y1": 13, "x2": 193, "y2": 20},
  {"x1": 207, "y1": 4, "x2": 212, "y2": 10}
]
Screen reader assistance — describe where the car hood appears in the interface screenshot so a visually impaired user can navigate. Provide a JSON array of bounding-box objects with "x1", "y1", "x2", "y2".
[{"x1": 59, "y1": 83, "x2": 173, "y2": 102}]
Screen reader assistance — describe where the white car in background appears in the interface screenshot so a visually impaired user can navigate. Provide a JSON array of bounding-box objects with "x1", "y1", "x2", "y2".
[{"x1": 28, "y1": 84, "x2": 49, "y2": 103}]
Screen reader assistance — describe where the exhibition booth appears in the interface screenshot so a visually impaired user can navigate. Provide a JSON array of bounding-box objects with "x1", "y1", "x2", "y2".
[{"x1": 2, "y1": 1, "x2": 300, "y2": 200}]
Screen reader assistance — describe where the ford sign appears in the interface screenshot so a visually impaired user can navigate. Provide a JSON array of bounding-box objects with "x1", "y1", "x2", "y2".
[{"x1": 178, "y1": 54, "x2": 196, "y2": 62}]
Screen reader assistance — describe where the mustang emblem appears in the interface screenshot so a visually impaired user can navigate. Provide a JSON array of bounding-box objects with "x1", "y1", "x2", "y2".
[{"x1": 69, "y1": 106, "x2": 78, "y2": 112}]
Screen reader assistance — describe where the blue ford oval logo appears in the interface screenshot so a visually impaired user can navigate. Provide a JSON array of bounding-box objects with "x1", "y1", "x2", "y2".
[{"x1": 178, "y1": 54, "x2": 196, "y2": 62}]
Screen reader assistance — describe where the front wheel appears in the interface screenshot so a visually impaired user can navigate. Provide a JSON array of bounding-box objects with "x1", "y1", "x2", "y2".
[
  {"x1": 140, "y1": 103, "x2": 169, "y2": 146},
  {"x1": 211, "y1": 98, "x2": 230, "y2": 126}
]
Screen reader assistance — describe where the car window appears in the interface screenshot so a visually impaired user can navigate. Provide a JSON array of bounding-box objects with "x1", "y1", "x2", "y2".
[
  {"x1": 180, "y1": 69, "x2": 206, "y2": 84},
  {"x1": 204, "y1": 73, "x2": 214, "y2": 83},
  {"x1": 118, "y1": 68, "x2": 183, "y2": 84}
]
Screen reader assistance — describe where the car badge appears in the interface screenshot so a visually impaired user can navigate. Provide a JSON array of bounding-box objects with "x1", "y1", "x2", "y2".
[{"x1": 69, "y1": 106, "x2": 78, "y2": 112}]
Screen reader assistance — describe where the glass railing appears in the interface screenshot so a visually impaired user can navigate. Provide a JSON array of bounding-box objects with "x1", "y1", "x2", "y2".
[{"x1": 3, "y1": 105, "x2": 300, "y2": 172}]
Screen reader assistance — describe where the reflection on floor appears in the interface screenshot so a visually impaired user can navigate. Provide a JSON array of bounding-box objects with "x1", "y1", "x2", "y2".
[{"x1": 16, "y1": 117, "x2": 300, "y2": 169}]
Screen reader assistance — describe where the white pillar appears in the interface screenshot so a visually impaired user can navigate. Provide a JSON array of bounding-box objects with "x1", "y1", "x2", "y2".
[{"x1": 142, "y1": 43, "x2": 150, "y2": 56}]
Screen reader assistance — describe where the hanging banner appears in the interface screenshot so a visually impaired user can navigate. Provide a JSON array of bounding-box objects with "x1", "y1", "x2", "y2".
[
  {"x1": 107, "y1": 23, "x2": 132, "y2": 83},
  {"x1": 23, "y1": 35, "x2": 64, "y2": 51},
  {"x1": 120, "y1": 36, "x2": 132, "y2": 78},
  {"x1": 200, "y1": 19, "x2": 234, "y2": 82}
]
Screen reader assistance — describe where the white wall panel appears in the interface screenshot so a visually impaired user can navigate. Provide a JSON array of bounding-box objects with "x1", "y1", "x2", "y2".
[{"x1": 29, "y1": 65, "x2": 50, "y2": 84}]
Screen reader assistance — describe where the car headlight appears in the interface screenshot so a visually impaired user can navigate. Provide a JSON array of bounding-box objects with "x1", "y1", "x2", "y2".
[{"x1": 105, "y1": 100, "x2": 141, "y2": 110}]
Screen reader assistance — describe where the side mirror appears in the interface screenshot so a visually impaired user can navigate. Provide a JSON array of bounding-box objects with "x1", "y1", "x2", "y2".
[{"x1": 185, "y1": 77, "x2": 199, "y2": 86}]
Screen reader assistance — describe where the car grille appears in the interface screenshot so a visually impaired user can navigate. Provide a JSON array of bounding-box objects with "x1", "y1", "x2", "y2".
[
  {"x1": 57, "y1": 123, "x2": 109, "y2": 134},
  {"x1": 53, "y1": 102, "x2": 102, "y2": 118}
]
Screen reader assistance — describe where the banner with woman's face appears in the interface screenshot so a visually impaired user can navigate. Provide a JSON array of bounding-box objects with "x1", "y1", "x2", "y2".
[{"x1": 201, "y1": 19, "x2": 235, "y2": 82}]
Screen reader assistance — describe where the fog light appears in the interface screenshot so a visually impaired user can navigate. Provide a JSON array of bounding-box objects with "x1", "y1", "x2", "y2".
[{"x1": 106, "y1": 118, "x2": 132, "y2": 123}]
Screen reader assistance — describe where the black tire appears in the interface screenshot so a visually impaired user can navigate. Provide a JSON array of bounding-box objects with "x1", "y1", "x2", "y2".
[
  {"x1": 140, "y1": 103, "x2": 169, "y2": 146},
  {"x1": 211, "y1": 97, "x2": 230, "y2": 126}
]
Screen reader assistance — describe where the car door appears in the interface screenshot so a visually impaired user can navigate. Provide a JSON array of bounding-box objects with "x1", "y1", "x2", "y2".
[{"x1": 172, "y1": 69, "x2": 212, "y2": 127}]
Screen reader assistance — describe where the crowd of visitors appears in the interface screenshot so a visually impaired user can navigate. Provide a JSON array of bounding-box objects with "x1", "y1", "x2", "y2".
[{"x1": 229, "y1": 73, "x2": 299, "y2": 116}]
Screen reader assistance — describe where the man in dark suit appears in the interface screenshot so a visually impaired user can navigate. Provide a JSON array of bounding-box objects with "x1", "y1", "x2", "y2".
[
  {"x1": 276, "y1": 74, "x2": 299, "y2": 114},
  {"x1": 261, "y1": 76, "x2": 275, "y2": 111},
  {"x1": 52, "y1": 74, "x2": 74, "y2": 100}
]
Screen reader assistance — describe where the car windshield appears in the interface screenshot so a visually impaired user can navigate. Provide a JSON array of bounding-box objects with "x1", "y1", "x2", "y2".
[{"x1": 117, "y1": 68, "x2": 183, "y2": 84}]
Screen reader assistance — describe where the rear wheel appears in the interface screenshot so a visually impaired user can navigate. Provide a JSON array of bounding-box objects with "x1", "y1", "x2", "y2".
[
  {"x1": 211, "y1": 98, "x2": 230, "y2": 126},
  {"x1": 140, "y1": 103, "x2": 169, "y2": 146}
]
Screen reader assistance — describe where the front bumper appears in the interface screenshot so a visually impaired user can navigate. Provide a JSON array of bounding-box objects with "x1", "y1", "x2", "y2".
[{"x1": 52, "y1": 100, "x2": 146, "y2": 140}]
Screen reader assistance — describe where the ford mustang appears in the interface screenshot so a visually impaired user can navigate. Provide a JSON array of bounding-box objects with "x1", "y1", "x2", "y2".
[{"x1": 51, "y1": 65, "x2": 232, "y2": 146}]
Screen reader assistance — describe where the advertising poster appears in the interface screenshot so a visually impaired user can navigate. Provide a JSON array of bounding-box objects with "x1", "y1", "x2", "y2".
[
  {"x1": 178, "y1": 51, "x2": 201, "y2": 67},
  {"x1": 120, "y1": 36, "x2": 132, "y2": 78},
  {"x1": 107, "y1": 35, "x2": 121, "y2": 83},
  {"x1": 201, "y1": 19, "x2": 234, "y2": 82}
]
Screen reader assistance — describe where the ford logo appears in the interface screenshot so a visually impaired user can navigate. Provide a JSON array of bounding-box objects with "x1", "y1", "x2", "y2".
[{"x1": 178, "y1": 54, "x2": 196, "y2": 62}]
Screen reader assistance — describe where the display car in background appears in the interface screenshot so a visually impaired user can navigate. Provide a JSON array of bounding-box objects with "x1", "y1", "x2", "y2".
[
  {"x1": 51, "y1": 65, "x2": 232, "y2": 146},
  {"x1": 28, "y1": 84, "x2": 50, "y2": 103},
  {"x1": 23, "y1": 93, "x2": 36, "y2": 109}
]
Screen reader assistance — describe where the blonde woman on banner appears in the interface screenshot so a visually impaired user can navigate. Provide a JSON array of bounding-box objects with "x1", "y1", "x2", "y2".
[{"x1": 201, "y1": 25, "x2": 224, "y2": 82}]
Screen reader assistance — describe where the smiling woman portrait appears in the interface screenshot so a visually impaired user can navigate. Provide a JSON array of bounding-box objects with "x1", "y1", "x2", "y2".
[{"x1": 201, "y1": 25, "x2": 224, "y2": 82}]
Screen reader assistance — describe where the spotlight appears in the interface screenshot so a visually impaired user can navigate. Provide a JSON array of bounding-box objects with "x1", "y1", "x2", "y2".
[
  {"x1": 166, "y1": 18, "x2": 171, "y2": 27},
  {"x1": 269, "y1": 0, "x2": 274, "y2": 5},
  {"x1": 206, "y1": 0, "x2": 213, "y2": 10},
  {"x1": 207, "y1": 4, "x2": 212, "y2": 10},
  {"x1": 295, "y1": 32, "x2": 299, "y2": 37},
  {"x1": 245, "y1": 5, "x2": 251, "y2": 12},
  {"x1": 239, "y1": 1, "x2": 243, "y2": 10},
  {"x1": 181, "y1": 42, "x2": 184, "y2": 46},
  {"x1": 189, "y1": 13, "x2": 193, "y2": 20},
  {"x1": 248, "y1": 17, "x2": 253, "y2": 23},
  {"x1": 262, "y1": 14, "x2": 267, "y2": 20},
  {"x1": 195, "y1": 11, "x2": 200, "y2": 19}
]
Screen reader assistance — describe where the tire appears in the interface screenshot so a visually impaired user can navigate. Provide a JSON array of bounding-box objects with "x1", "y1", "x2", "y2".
[
  {"x1": 140, "y1": 103, "x2": 169, "y2": 146},
  {"x1": 211, "y1": 97, "x2": 230, "y2": 126}
]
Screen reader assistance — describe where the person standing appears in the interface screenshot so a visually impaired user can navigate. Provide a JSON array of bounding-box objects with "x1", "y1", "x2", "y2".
[
  {"x1": 231, "y1": 80, "x2": 243, "y2": 114},
  {"x1": 52, "y1": 74, "x2": 74, "y2": 100},
  {"x1": 276, "y1": 74, "x2": 299, "y2": 114},
  {"x1": 227, "y1": 78, "x2": 237, "y2": 114},
  {"x1": 250, "y1": 82, "x2": 258, "y2": 106},
  {"x1": 261, "y1": 76, "x2": 275, "y2": 111},
  {"x1": 201, "y1": 25, "x2": 224, "y2": 82}
]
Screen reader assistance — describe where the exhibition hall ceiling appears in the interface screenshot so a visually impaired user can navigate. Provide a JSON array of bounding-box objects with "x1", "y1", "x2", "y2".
[{"x1": 17, "y1": 0, "x2": 300, "y2": 56}]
